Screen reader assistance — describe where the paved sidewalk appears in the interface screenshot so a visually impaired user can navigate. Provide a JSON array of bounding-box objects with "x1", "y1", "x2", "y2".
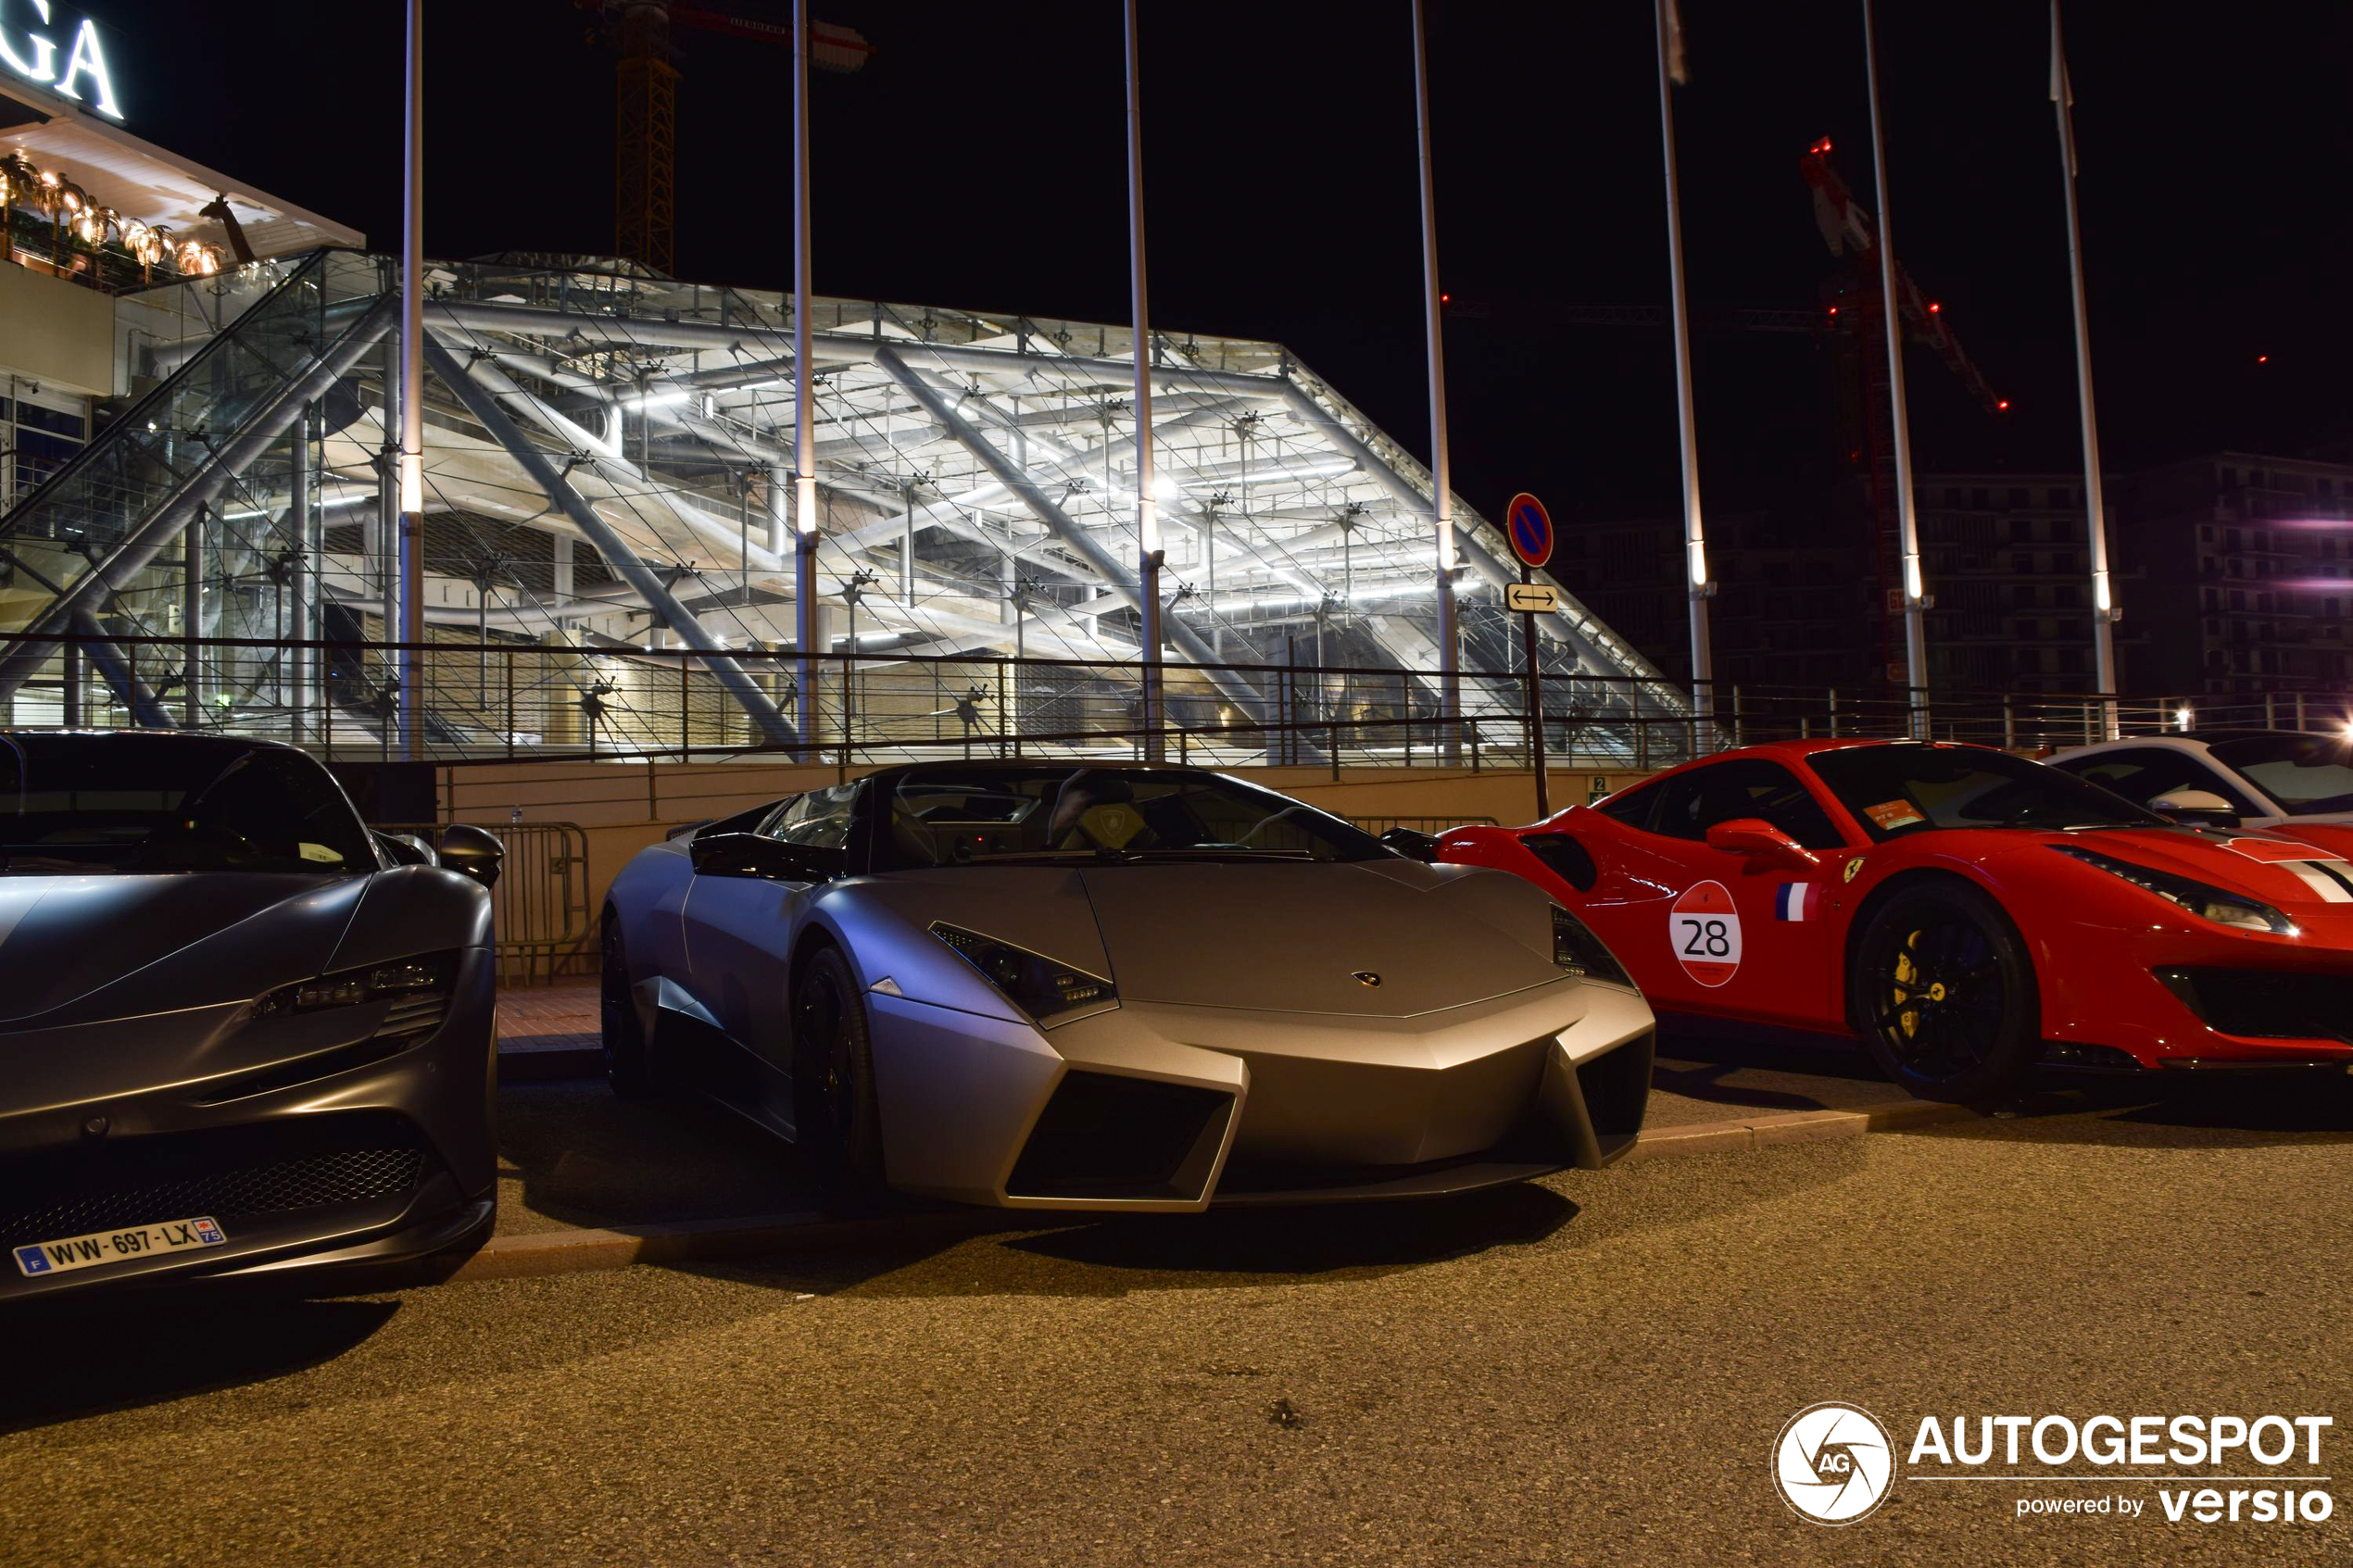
[{"x1": 497, "y1": 984, "x2": 598, "y2": 1057}]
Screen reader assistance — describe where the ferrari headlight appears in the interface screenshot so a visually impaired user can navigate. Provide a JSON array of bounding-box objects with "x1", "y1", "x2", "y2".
[
  {"x1": 1552, "y1": 906, "x2": 1635, "y2": 987},
  {"x1": 251, "y1": 953, "x2": 457, "y2": 1022},
  {"x1": 930, "y1": 923, "x2": 1116, "y2": 1025},
  {"x1": 2049, "y1": 846, "x2": 2296, "y2": 935}
]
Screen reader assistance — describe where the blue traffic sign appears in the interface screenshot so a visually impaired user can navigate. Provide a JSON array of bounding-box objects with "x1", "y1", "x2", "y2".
[{"x1": 1504, "y1": 492, "x2": 1554, "y2": 570}]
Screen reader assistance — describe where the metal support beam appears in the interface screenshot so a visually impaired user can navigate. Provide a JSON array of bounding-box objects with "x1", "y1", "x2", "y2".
[
  {"x1": 424, "y1": 338, "x2": 801, "y2": 748},
  {"x1": 72, "y1": 610, "x2": 173, "y2": 728},
  {"x1": 1862, "y1": 0, "x2": 1931, "y2": 734},
  {"x1": 398, "y1": 0, "x2": 425, "y2": 759},
  {"x1": 287, "y1": 402, "x2": 313, "y2": 741},
  {"x1": 877, "y1": 346, "x2": 1264, "y2": 721},
  {"x1": 1125, "y1": 0, "x2": 1164, "y2": 759},
  {"x1": 793, "y1": 0, "x2": 822, "y2": 759},
  {"x1": 0, "y1": 300, "x2": 395, "y2": 705},
  {"x1": 1410, "y1": 0, "x2": 1461, "y2": 758}
]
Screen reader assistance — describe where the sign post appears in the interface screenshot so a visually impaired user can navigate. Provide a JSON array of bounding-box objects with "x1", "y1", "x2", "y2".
[{"x1": 1504, "y1": 493, "x2": 1554, "y2": 821}]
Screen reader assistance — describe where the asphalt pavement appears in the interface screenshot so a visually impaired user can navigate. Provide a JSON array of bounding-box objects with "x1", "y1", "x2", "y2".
[{"x1": 7, "y1": 1073, "x2": 2352, "y2": 1567}]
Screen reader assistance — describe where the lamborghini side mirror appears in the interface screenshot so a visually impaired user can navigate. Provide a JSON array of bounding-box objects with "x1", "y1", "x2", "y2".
[
  {"x1": 438, "y1": 823, "x2": 505, "y2": 889},
  {"x1": 1705, "y1": 818, "x2": 1821, "y2": 873},
  {"x1": 2150, "y1": 789, "x2": 2240, "y2": 829},
  {"x1": 1379, "y1": 826, "x2": 1441, "y2": 862},
  {"x1": 690, "y1": 831, "x2": 844, "y2": 884}
]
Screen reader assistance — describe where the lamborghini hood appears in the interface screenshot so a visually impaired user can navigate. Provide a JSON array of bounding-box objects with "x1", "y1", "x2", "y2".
[
  {"x1": 0, "y1": 873, "x2": 363, "y2": 1025},
  {"x1": 1079, "y1": 859, "x2": 1566, "y2": 1017}
]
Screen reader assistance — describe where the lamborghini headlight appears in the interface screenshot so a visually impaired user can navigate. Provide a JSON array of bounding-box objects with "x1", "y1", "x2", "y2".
[
  {"x1": 930, "y1": 923, "x2": 1117, "y2": 1025},
  {"x1": 2049, "y1": 846, "x2": 2296, "y2": 935},
  {"x1": 1552, "y1": 906, "x2": 1635, "y2": 987}
]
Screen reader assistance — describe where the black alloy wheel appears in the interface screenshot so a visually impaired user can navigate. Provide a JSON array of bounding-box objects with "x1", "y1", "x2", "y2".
[
  {"x1": 1848, "y1": 883, "x2": 2040, "y2": 1104},
  {"x1": 792, "y1": 947, "x2": 887, "y2": 1202},
  {"x1": 599, "y1": 914, "x2": 654, "y2": 1100}
]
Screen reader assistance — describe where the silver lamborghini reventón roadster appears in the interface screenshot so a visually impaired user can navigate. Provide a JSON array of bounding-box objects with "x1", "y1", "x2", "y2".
[
  {"x1": 1, "y1": 732, "x2": 503, "y2": 1302},
  {"x1": 602, "y1": 762, "x2": 1655, "y2": 1210}
]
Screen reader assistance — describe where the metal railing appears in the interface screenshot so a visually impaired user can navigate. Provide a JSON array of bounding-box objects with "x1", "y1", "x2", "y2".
[
  {"x1": 378, "y1": 821, "x2": 592, "y2": 984},
  {"x1": 7, "y1": 632, "x2": 2349, "y2": 772}
]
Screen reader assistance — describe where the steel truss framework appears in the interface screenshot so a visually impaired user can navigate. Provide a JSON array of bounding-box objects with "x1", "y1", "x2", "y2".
[{"x1": 0, "y1": 250, "x2": 1688, "y2": 762}]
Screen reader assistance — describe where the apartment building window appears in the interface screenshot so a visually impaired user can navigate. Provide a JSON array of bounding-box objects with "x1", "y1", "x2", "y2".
[
  {"x1": 2054, "y1": 551, "x2": 2077, "y2": 573},
  {"x1": 2012, "y1": 553, "x2": 2033, "y2": 575},
  {"x1": 2222, "y1": 467, "x2": 2239, "y2": 487},
  {"x1": 1944, "y1": 487, "x2": 1963, "y2": 507},
  {"x1": 1971, "y1": 487, "x2": 1990, "y2": 508},
  {"x1": 2007, "y1": 487, "x2": 2031, "y2": 508}
]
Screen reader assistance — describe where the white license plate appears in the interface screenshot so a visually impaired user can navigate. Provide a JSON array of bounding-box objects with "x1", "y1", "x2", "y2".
[{"x1": 12, "y1": 1216, "x2": 227, "y2": 1278}]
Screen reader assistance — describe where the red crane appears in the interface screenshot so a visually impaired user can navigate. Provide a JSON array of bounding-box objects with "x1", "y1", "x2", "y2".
[{"x1": 1800, "y1": 135, "x2": 2007, "y2": 683}]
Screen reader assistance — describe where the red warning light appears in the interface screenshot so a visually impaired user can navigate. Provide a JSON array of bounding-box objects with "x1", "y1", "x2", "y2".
[
  {"x1": 1927, "y1": 302, "x2": 1941, "y2": 314},
  {"x1": 1441, "y1": 293, "x2": 1450, "y2": 304},
  {"x1": 1810, "y1": 137, "x2": 1834, "y2": 155},
  {"x1": 1996, "y1": 398, "x2": 2011, "y2": 411},
  {"x1": 2258, "y1": 354, "x2": 2270, "y2": 364},
  {"x1": 1828, "y1": 306, "x2": 1840, "y2": 317}
]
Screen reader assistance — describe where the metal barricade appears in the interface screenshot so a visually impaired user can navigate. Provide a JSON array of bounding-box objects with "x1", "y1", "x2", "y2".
[{"x1": 378, "y1": 821, "x2": 592, "y2": 985}]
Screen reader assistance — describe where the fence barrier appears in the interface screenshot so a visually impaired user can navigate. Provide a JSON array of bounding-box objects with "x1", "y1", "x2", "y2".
[{"x1": 7, "y1": 632, "x2": 2348, "y2": 773}]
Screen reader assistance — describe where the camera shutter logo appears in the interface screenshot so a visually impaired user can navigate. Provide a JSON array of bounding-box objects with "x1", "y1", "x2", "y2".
[{"x1": 1773, "y1": 1402, "x2": 1897, "y2": 1524}]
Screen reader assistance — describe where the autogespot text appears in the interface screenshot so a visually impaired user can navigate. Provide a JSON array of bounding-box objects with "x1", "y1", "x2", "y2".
[{"x1": 1906, "y1": 1414, "x2": 2335, "y2": 1525}]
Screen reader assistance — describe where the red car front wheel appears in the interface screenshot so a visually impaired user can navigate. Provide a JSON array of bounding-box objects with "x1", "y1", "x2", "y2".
[{"x1": 1848, "y1": 884, "x2": 2040, "y2": 1104}]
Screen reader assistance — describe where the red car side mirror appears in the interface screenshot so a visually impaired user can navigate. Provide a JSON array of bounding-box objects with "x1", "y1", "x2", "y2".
[{"x1": 1705, "y1": 818, "x2": 1821, "y2": 873}]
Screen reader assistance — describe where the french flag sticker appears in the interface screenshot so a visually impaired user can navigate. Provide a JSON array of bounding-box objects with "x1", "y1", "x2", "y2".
[{"x1": 1774, "y1": 883, "x2": 1822, "y2": 922}]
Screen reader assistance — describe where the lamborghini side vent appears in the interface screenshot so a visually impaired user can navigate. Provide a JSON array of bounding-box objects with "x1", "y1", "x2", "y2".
[{"x1": 1005, "y1": 1072, "x2": 1233, "y2": 1203}]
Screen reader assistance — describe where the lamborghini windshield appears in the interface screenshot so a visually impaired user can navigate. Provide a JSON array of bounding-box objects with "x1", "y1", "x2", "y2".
[
  {"x1": 0, "y1": 733, "x2": 376, "y2": 874},
  {"x1": 875, "y1": 765, "x2": 1386, "y2": 869},
  {"x1": 1806, "y1": 744, "x2": 2161, "y2": 841}
]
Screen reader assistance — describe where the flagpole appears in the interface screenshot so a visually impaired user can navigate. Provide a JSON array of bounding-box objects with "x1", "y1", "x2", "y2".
[
  {"x1": 792, "y1": 0, "x2": 820, "y2": 758},
  {"x1": 1125, "y1": 0, "x2": 1164, "y2": 760},
  {"x1": 2052, "y1": 0, "x2": 2119, "y2": 737},
  {"x1": 1654, "y1": 0, "x2": 1713, "y2": 739},
  {"x1": 1861, "y1": 0, "x2": 1930, "y2": 738},
  {"x1": 396, "y1": 0, "x2": 424, "y2": 759},
  {"x1": 1410, "y1": 0, "x2": 1460, "y2": 761}
]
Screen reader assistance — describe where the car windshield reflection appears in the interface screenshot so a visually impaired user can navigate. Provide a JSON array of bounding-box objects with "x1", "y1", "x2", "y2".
[
  {"x1": 0, "y1": 734, "x2": 375, "y2": 875},
  {"x1": 875, "y1": 764, "x2": 1384, "y2": 870},
  {"x1": 1806, "y1": 745, "x2": 2161, "y2": 841}
]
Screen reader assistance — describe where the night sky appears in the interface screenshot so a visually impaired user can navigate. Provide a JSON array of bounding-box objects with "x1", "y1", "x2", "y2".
[{"x1": 80, "y1": 0, "x2": 2353, "y2": 531}]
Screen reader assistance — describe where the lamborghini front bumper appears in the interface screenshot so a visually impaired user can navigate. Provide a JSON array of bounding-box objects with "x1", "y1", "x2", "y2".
[{"x1": 866, "y1": 975, "x2": 1655, "y2": 1212}]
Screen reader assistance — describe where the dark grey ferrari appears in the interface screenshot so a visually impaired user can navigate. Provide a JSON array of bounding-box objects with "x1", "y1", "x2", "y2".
[{"x1": 1, "y1": 731, "x2": 502, "y2": 1302}]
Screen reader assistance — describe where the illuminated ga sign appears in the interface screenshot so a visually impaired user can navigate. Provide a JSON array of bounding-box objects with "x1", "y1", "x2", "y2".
[{"x1": 0, "y1": 1, "x2": 121, "y2": 121}]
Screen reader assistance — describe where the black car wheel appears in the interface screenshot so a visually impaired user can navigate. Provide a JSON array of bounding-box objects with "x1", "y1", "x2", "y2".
[
  {"x1": 600, "y1": 914, "x2": 654, "y2": 1100},
  {"x1": 1848, "y1": 883, "x2": 2040, "y2": 1104},
  {"x1": 793, "y1": 947, "x2": 886, "y2": 1202}
]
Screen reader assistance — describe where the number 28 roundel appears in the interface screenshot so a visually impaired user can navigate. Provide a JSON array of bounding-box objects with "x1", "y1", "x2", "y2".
[{"x1": 1669, "y1": 880, "x2": 1743, "y2": 987}]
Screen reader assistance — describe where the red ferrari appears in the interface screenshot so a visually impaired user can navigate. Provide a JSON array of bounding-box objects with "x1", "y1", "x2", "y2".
[{"x1": 1434, "y1": 739, "x2": 2353, "y2": 1102}]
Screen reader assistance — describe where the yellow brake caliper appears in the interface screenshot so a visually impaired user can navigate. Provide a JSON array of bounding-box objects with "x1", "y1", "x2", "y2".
[{"x1": 1894, "y1": 935, "x2": 1922, "y2": 1038}]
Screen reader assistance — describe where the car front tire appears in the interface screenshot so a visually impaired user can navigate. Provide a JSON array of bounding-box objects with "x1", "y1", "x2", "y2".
[
  {"x1": 793, "y1": 946, "x2": 887, "y2": 1204},
  {"x1": 600, "y1": 913, "x2": 654, "y2": 1101},
  {"x1": 1848, "y1": 882, "x2": 2040, "y2": 1104}
]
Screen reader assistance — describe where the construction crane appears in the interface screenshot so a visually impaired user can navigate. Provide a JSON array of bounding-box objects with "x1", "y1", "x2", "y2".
[
  {"x1": 576, "y1": 2, "x2": 872, "y2": 276},
  {"x1": 1800, "y1": 135, "x2": 2007, "y2": 682}
]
